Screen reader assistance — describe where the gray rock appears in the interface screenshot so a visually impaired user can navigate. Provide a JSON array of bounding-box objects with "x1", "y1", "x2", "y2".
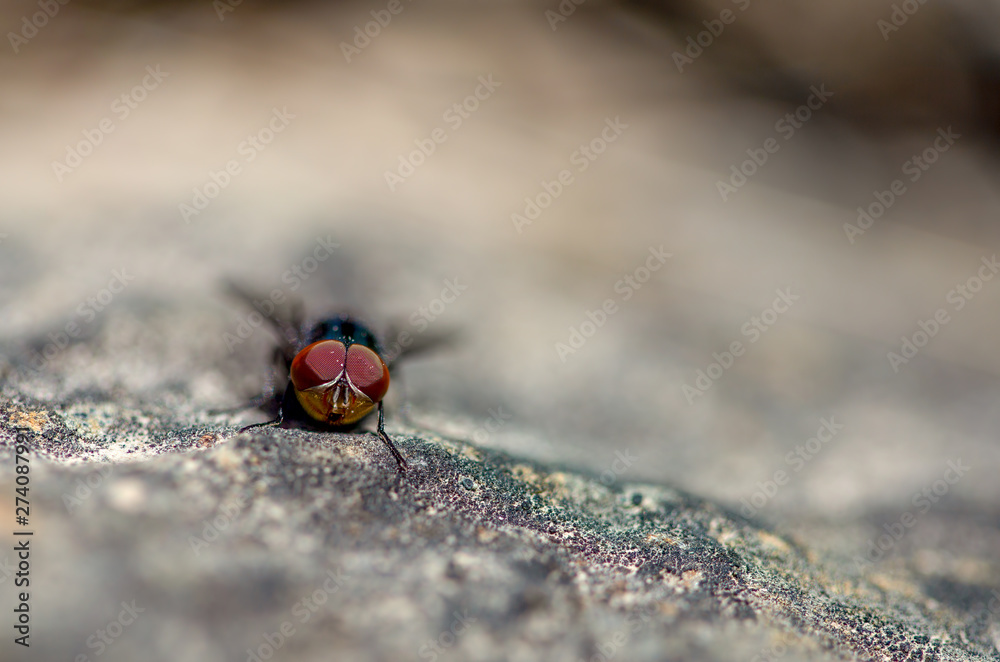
[
  {"x1": 3, "y1": 3, "x2": 1000, "y2": 661},
  {"x1": 1, "y1": 305, "x2": 998, "y2": 662}
]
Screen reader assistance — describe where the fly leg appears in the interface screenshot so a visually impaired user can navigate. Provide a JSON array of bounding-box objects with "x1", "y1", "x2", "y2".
[
  {"x1": 377, "y1": 400, "x2": 408, "y2": 473},
  {"x1": 238, "y1": 383, "x2": 293, "y2": 433}
]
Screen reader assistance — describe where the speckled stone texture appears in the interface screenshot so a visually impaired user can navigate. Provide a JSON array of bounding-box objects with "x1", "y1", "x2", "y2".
[{"x1": 1, "y1": 302, "x2": 998, "y2": 662}]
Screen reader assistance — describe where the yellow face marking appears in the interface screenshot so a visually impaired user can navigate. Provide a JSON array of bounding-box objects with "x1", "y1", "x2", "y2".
[{"x1": 295, "y1": 378, "x2": 375, "y2": 426}]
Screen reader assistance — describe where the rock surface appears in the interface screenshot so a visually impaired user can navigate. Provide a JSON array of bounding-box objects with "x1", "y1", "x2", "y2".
[
  {"x1": 1, "y1": 304, "x2": 999, "y2": 662},
  {"x1": 3, "y1": 1, "x2": 1000, "y2": 661}
]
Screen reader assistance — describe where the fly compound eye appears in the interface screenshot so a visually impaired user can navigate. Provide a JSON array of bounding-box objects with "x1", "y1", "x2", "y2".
[
  {"x1": 345, "y1": 344, "x2": 390, "y2": 402},
  {"x1": 290, "y1": 340, "x2": 347, "y2": 391}
]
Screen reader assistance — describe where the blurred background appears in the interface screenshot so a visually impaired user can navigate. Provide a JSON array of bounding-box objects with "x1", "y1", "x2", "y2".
[{"x1": 2, "y1": 0, "x2": 1000, "y2": 556}]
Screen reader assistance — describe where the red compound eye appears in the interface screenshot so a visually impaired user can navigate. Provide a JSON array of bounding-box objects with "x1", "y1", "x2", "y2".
[
  {"x1": 345, "y1": 344, "x2": 390, "y2": 402},
  {"x1": 290, "y1": 340, "x2": 346, "y2": 391}
]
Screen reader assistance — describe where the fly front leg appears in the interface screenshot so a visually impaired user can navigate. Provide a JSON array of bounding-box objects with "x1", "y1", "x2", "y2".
[{"x1": 377, "y1": 400, "x2": 407, "y2": 473}]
